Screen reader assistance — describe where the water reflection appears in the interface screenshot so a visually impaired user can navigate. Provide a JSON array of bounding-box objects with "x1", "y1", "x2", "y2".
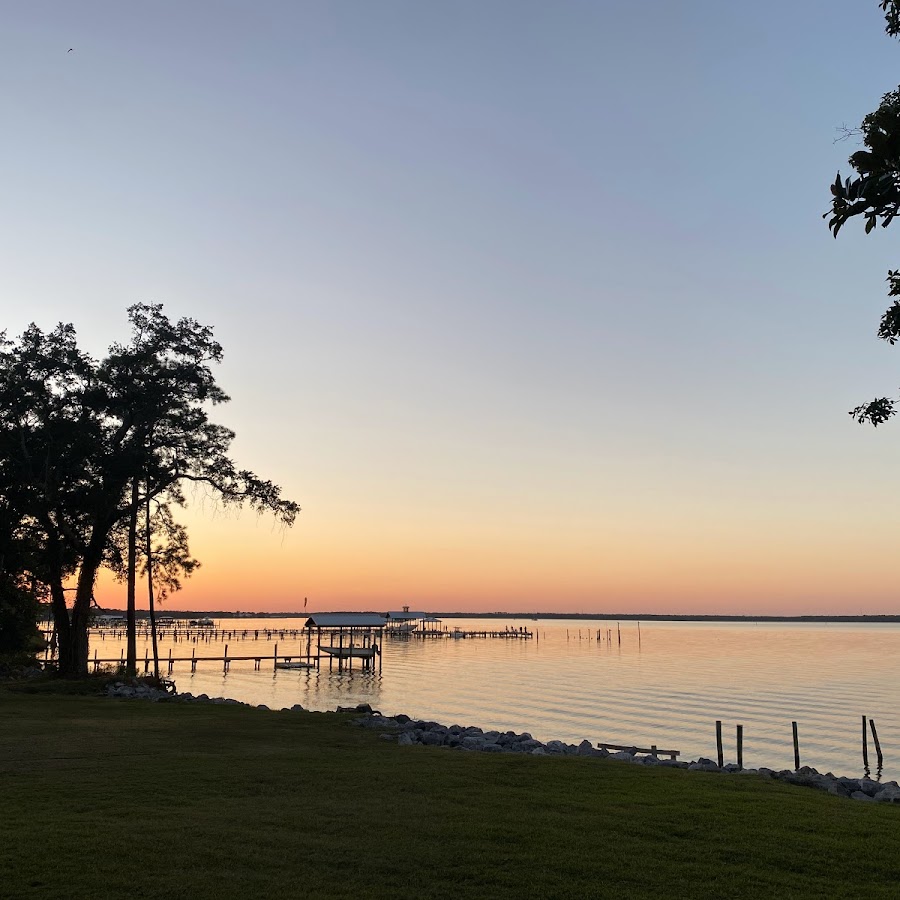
[{"x1": 90, "y1": 618, "x2": 900, "y2": 778}]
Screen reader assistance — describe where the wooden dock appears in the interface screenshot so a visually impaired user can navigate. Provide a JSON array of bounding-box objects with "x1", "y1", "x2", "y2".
[
  {"x1": 41, "y1": 626, "x2": 310, "y2": 643},
  {"x1": 42, "y1": 624, "x2": 535, "y2": 643},
  {"x1": 390, "y1": 628, "x2": 533, "y2": 640},
  {"x1": 48, "y1": 645, "x2": 326, "y2": 676},
  {"x1": 39, "y1": 619, "x2": 540, "y2": 679},
  {"x1": 48, "y1": 634, "x2": 382, "y2": 676}
]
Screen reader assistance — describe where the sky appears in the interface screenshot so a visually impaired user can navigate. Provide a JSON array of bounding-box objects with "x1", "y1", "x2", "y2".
[{"x1": 4, "y1": 1, "x2": 900, "y2": 615}]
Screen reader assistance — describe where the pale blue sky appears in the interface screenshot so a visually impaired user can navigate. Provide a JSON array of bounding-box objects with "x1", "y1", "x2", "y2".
[{"x1": 3, "y1": 1, "x2": 900, "y2": 612}]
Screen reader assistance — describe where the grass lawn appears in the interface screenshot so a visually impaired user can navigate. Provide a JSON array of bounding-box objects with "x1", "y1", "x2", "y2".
[{"x1": 1, "y1": 688, "x2": 898, "y2": 900}]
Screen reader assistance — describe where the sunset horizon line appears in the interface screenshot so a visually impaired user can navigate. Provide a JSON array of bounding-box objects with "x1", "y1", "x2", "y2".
[{"x1": 75, "y1": 608, "x2": 900, "y2": 623}]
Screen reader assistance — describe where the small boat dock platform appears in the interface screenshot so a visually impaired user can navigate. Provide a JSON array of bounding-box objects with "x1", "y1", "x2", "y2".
[{"x1": 384, "y1": 609, "x2": 532, "y2": 641}]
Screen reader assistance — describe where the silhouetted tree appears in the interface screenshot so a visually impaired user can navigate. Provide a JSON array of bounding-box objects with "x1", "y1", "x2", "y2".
[
  {"x1": 0, "y1": 501, "x2": 45, "y2": 660},
  {"x1": 829, "y1": 2, "x2": 900, "y2": 425},
  {"x1": 882, "y1": 1, "x2": 900, "y2": 37},
  {"x1": 0, "y1": 306, "x2": 299, "y2": 676},
  {"x1": 0, "y1": 323, "x2": 108, "y2": 672},
  {"x1": 102, "y1": 305, "x2": 298, "y2": 676},
  {"x1": 107, "y1": 493, "x2": 199, "y2": 677},
  {"x1": 0, "y1": 578, "x2": 43, "y2": 659},
  {"x1": 0, "y1": 464, "x2": 39, "y2": 659}
]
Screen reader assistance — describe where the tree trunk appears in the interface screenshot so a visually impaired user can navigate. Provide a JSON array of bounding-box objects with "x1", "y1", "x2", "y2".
[
  {"x1": 126, "y1": 479, "x2": 139, "y2": 677},
  {"x1": 48, "y1": 574, "x2": 72, "y2": 675},
  {"x1": 67, "y1": 595, "x2": 91, "y2": 677},
  {"x1": 67, "y1": 479, "x2": 131, "y2": 677},
  {"x1": 146, "y1": 490, "x2": 159, "y2": 681},
  {"x1": 69, "y1": 518, "x2": 117, "y2": 677}
]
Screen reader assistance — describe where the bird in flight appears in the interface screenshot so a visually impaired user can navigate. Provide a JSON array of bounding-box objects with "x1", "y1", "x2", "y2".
[{"x1": 67, "y1": 48, "x2": 74, "y2": 53}]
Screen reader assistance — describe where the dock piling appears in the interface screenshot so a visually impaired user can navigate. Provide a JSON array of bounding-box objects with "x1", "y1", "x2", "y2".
[
  {"x1": 869, "y1": 718, "x2": 884, "y2": 770},
  {"x1": 863, "y1": 715, "x2": 870, "y2": 772},
  {"x1": 715, "y1": 720, "x2": 723, "y2": 767}
]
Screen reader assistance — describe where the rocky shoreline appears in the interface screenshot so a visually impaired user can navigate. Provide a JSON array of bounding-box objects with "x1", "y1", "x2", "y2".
[{"x1": 103, "y1": 681, "x2": 900, "y2": 804}]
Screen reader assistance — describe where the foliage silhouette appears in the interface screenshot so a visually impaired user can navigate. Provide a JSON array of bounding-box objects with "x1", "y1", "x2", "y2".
[
  {"x1": 830, "y1": 2, "x2": 900, "y2": 425},
  {"x1": 0, "y1": 306, "x2": 298, "y2": 676}
]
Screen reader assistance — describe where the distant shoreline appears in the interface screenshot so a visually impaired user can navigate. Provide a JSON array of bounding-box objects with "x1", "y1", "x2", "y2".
[{"x1": 73, "y1": 609, "x2": 900, "y2": 623}]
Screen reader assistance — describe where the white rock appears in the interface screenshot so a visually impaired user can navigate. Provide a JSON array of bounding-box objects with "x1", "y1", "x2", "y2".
[
  {"x1": 688, "y1": 761, "x2": 720, "y2": 772},
  {"x1": 875, "y1": 784, "x2": 900, "y2": 803}
]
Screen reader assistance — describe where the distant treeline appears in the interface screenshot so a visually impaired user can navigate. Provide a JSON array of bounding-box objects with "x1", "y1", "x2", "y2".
[{"x1": 72, "y1": 608, "x2": 900, "y2": 624}]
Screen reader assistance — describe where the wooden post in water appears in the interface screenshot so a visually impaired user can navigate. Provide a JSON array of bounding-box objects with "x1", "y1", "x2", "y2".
[
  {"x1": 736, "y1": 724, "x2": 743, "y2": 769},
  {"x1": 223, "y1": 643, "x2": 229, "y2": 673},
  {"x1": 191, "y1": 647, "x2": 196, "y2": 673},
  {"x1": 637, "y1": 621, "x2": 641, "y2": 648},
  {"x1": 715, "y1": 720, "x2": 723, "y2": 767},
  {"x1": 862, "y1": 715, "x2": 870, "y2": 772},
  {"x1": 869, "y1": 718, "x2": 884, "y2": 770},
  {"x1": 274, "y1": 642, "x2": 279, "y2": 672},
  {"x1": 792, "y1": 721, "x2": 800, "y2": 770},
  {"x1": 617, "y1": 622, "x2": 621, "y2": 646}
]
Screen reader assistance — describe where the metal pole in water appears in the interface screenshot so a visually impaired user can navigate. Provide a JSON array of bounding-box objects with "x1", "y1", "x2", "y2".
[
  {"x1": 869, "y1": 718, "x2": 884, "y2": 770},
  {"x1": 736, "y1": 724, "x2": 743, "y2": 769},
  {"x1": 792, "y1": 721, "x2": 800, "y2": 771},
  {"x1": 715, "y1": 720, "x2": 723, "y2": 767},
  {"x1": 862, "y1": 715, "x2": 870, "y2": 772}
]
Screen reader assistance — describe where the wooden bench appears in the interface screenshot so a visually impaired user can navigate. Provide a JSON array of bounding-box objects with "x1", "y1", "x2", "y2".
[{"x1": 597, "y1": 742, "x2": 679, "y2": 760}]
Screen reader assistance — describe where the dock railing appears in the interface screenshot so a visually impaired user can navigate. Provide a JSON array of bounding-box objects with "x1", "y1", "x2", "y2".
[{"x1": 597, "y1": 742, "x2": 679, "y2": 760}]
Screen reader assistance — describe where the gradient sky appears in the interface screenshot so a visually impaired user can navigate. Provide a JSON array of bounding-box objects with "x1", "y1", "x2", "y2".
[{"x1": 4, "y1": 1, "x2": 900, "y2": 614}]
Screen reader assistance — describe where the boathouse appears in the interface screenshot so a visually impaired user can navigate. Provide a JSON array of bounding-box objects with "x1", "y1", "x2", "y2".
[
  {"x1": 385, "y1": 609, "x2": 443, "y2": 636},
  {"x1": 385, "y1": 609, "x2": 427, "y2": 636},
  {"x1": 304, "y1": 613, "x2": 386, "y2": 672}
]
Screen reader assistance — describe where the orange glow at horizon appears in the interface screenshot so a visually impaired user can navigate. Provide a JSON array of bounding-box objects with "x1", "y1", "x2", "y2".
[{"x1": 90, "y1": 488, "x2": 900, "y2": 617}]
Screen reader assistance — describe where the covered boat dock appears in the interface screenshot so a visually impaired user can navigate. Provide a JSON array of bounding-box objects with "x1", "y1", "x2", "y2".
[{"x1": 304, "y1": 613, "x2": 386, "y2": 673}]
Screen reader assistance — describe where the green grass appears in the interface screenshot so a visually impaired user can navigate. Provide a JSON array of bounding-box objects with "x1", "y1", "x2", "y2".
[{"x1": 1, "y1": 690, "x2": 898, "y2": 900}]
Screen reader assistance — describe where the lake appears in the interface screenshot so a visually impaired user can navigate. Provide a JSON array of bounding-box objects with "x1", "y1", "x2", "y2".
[{"x1": 90, "y1": 617, "x2": 900, "y2": 778}]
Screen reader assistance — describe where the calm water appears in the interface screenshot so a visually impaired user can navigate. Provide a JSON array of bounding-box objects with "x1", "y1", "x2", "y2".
[{"x1": 91, "y1": 617, "x2": 900, "y2": 778}]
